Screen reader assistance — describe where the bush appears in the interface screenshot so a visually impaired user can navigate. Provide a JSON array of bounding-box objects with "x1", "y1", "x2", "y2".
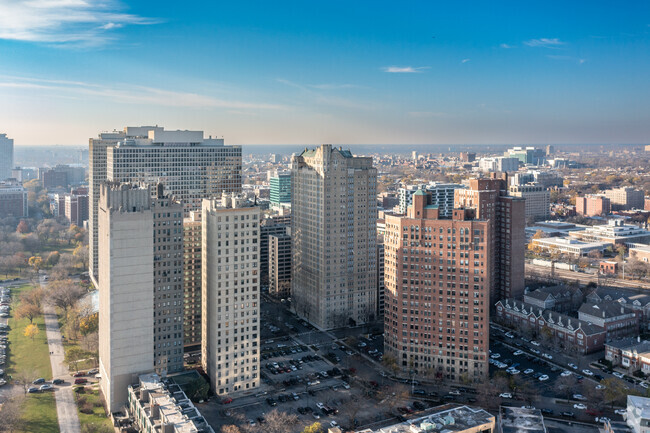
[
  {"x1": 80, "y1": 402, "x2": 94, "y2": 414},
  {"x1": 634, "y1": 370, "x2": 646, "y2": 379},
  {"x1": 75, "y1": 386, "x2": 86, "y2": 394},
  {"x1": 77, "y1": 396, "x2": 87, "y2": 406}
]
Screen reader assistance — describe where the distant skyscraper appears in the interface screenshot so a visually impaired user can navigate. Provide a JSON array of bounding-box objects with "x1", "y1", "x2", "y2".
[
  {"x1": 508, "y1": 184, "x2": 550, "y2": 221},
  {"x1": 0, "y1": 181, "x2": 28, "y2": 218},
  {"x1": 201, "y1": 195, "x2": 260, "y2": 396},
  {"x1": 384, "y1": 191, "x2": 491, "y2": 382},
  {"x1": 269, "y1": 172, "x2": 291, "y2": 208},
  {"x1": 88, "y1": 126, "x2": 242, "y2": 286},
  {"x1": 98, "y1": 183, "x2": 184, "y2": 412},
  {"x1": 0, "y1": 134, "x2": 14, "y2": 181},
  {"x1": 291, "y1": 145, "x2": 377, "y2": 329},
  {"x1": 455, "y1": 175, "x2": 526, "y2": 304}
]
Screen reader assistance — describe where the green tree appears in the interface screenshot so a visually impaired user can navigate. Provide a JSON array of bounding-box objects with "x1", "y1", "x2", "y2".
[{"x1": 65, "y1": 346, "x2": 89, "y2": 372}]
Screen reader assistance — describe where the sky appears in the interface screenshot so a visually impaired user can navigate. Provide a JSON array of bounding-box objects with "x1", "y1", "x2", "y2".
[{"x1": 0, "y1": 0, "x2": 649, "y2": 146}]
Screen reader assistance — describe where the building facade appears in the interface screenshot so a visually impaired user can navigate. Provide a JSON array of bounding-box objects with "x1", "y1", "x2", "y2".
[
  {"x1": 183, "y1": 211, "x2": 202, "y2": 349},
  {"x1": 269, "y1": 172, "x2": 291, "y2": 208},
  {"x1": 578, "y1": 301, "x2": 639, "y2": 341},
  {"x1": 384, "y1": 191, "x2": 491, "y2": 382},
  {"x1": 508, "y1": 184, "x2": 550, "y2": 220},
  {"x1": 478, "y1": 157, "x2": 519, "y2": 173},
  {"x1": 0, "y1": 181, "x2": 28, "y2": 218},
  {"x1": 398, "y1": 183, "x2": 465, "y2": 216},
  {"x1": 64, "y1": 192, "x2": 89, "y2": 227},
  {"x1": 202, "y1": 195, "x2": 260, "y2": 396},
  {"x1": 576, "y1": 195, "x2": 611, "y2": 217},
  {"x1": 454, "y1": 176, "x2": 526, "y2": 303},
  {"x1": 0, "y1": 133, "x2": 14, "y2": 181},
  {"x1": 88, "y1": 126, "x2": 242, "y2": 286},
  {"x1": 569, "y1": 219, "x2": 650, "y2": 245},
  {"x1": 269, "y1": 232, "x2": 292, "y2": 298},
  {"x1": 605, "y1": 187, "x2": 645, "y2": 211},
  {"x1": 291, "y1": 145, "x2": 377, "y2": 329}
]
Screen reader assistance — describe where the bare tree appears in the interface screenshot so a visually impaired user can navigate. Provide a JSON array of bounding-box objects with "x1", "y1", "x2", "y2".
[
  {"x1": 554, "y1": 375, "x2": 576, "y2": 403},
  {"x1": 14, "y1": 369, "x2": 37, "y2": 395},
  {"x1": 0, "y1": 394, "x2": 25, "y2": 433},
  {"x1": 47, "y1": 279, "x2": 85, "y2": 314}
]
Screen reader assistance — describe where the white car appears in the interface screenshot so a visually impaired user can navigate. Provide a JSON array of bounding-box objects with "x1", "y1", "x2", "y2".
[
  {"x1": 595, "y1": 384, "x2": 606, "y2": 390},
  {"x1": 573, "y1": 394, "x2": 587, "y2": 401},
  {"x1": 561, "y1": 371, "x2": 572, "y2": 377},
  {"x1": 641, "y1": 382, "x2": 649, "y2": 389},
  {"x1": 538, "y1": 375, "x2": 549, "y2": 381},
  {"x1": 582, "y1": 369, "x2": 594, "y2": 376},
  {"x1": 613, "y1": 372, "x2": 625, "y2": 379},
  {"x1": 513, "y1": 350, "x2": 524, "y2": 356},
  {"x1": 507, "y1": 368, "x2": 520, "y2": 375},
  {"x1": 542, "y1": 353, "x2": 553, "y2": 360},
  {"x1": 505, "y1": 332, "x2": 515, "y2": 339},
  {"x1": 531, "y1": 349, "x2": 541, "y2": 355},
  {"x1": 499, "y1": 393, "x2": 513, "y2": 399},
  {"x1": 524, "y1": 369, "x2": 534, "y2": 375},
  {"x1": 330, "y1": 421, "x2": 338, "y2": 428},
  {"x1": 568, "y1": 363, "x2": 578, "y2": 370},
  {"x1": 615, "y1": 409, "x2": 627, "y2": 415},
  {"x1": 573, "y1": 403, "x2": 587, "y2": 410},
  {"x1": 531, "y1": 341, "x2": 541, "y2": 346},
  {"x1": 490, "y1": 353, "x2": 501, "y2": 359}
]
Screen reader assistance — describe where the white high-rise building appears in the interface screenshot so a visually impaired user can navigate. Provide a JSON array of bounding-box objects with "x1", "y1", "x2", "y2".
[
  {"x1": 291, "y1": 145, "x2": 377, "y2": 329},
  {"x1": 0, "y1": 134, "x2": 14, "y2": 181},
  {"x1": 88, "y1": 126, "x2": 241, "y2": 287},
  {"x1": 202, "y1": 195, "x2": 260, "y2": 396},
  {"x1": 398, "y1": 182, "x2": 465, "y2": 216}
]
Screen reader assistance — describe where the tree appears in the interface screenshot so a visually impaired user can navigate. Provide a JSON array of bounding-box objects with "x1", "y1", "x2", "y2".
[
  {"x1": 302, "y1": 422, "x2": 323, "y2": 433},
  {"x1": 73, "y1": 244, "x2": 89, "y2": 269},
  {"x1": 24, "y1": 323, "x2": 39, "y2": 341},
  {"x1": 65, "y1": 346, "x2": 88, "y2": 372},
  {"x1": 261, "y1": 409, "x2": 299, "y2": 433},
  {"x1": 16, "y1": 219, "x2": 29, "y2": 234},
  {"x1": 221, "y1": 426, "x2": 242, "y2": 433},
  {"x1": 20, "y1": 286, "x2": 45, "y2": 310},
  {"x1": 15, "y1": 302, "x2": 40, "y2": 324},
  {"x1": 14, "y1": 369, "x2": 37, "y2": 395},
  {"x1": 79, "y1": 312, "x2": 99, "y2": 336},
  {"x1": 382, "y1": 354, "x2": 399, "y2": 374},
  {"x1": 0, "y1": 394, "x2": 25, "y2": 432},
  {"x1": 553, "y1": 375, "x2": 576, "y2": 403},
  {"x1": 47, "y1": 279, "x2": 85, "y2": 314},
  {"x1": 45, "y1": 251, "x2": 60, "y2": 267},
  {"x1": 602, "y1": 378, "x2": 628, "y2": 407},
  {"x1": 340, "y1": 397, "x2": 363, "y2": 428},
  {"x1": 184, "y1": 377, "x2": 210, "y2": 402},
  {"x1": 28, "y1": 256, "x2": 43, "y2": 271}
]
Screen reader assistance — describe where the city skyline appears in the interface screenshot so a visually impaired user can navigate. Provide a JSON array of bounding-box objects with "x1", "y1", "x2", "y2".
[{"x1": 0, "y1": 1, "x2": 649, "y2": 145}]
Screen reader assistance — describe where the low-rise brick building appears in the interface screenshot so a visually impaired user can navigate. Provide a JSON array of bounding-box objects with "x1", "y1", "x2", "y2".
[
  {"x1": 495, "y1": 299, "x2": 606, "y2": 354},
  {"x1": 578, "y1": 301, "x2": 640, "y2": 341},
  {"x1": 605, "y1": 338, "x2": 650, "y2": 373},
  {"x1": 523, "y1": 285, "x2": 583, "y2": 314}
]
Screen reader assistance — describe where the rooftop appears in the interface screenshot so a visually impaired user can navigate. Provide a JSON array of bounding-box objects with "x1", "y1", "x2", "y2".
[
  {"x1": 628, "y1": 395, "x2": 650, "y2": 419},
  {"x1": 500, "y1": 407, "x2": 547, "y2": 433}
]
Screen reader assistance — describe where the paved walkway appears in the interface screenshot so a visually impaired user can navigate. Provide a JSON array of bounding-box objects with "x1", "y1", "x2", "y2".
[{"x1": 41, "y1": 276, "x2": 81, "y2": 433}]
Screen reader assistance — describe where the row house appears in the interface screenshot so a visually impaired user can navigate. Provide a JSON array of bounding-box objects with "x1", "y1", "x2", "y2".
[
  {"x1": 605, "y1": 338, "x2": 650, "y2": 373},
  {"x1": 578, "y1": 301, "x2": 640, "y2": 341},
  {"x1": 495, "y1": 299, "x2": 606, "y2": 354},
  {"x1": 587, "y1": 289, "x2": 650, "y2": 333},
  {"x1": 523, "y1": 285, "x2": 583, "y2": 314}
]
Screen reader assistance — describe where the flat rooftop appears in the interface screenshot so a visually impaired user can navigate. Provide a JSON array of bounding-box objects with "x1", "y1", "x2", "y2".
[{"x1": 500, "y1": 407, "x2": 546, "y2": 433}]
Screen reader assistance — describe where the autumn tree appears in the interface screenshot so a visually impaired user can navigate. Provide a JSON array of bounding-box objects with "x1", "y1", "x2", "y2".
[
  {"x1": 80, "y1": 312, "x2": 99, "y2": 336},
  {"x1": 45, "y1": 251, "x2": 60, "y2": 267},
  {"x1": 28, "y1": 256, "x2": 43, "y2": 271},
  {"x1": 0, "y1": 394, "x2": 25, "y2": 432},
  {"x1": 602, "y1": 378, "x2": 629, "y2": 407},
  {"x1": 47, "y1": 279, "x2": 85, "y2": 314},
  {"x1": 20, "y1": 286, "x2": 45, "y2": 310},
  {"x1": 302, "y1": 423, "x2": 323, "y2": 433},
  {"x1": 73, "y1": 244, "x2": 89, "y2": 269},
  {"x1": 15, "y1": 302, "x2": 40, "y2": 324},
  {"x1": 16, "y1": 219, "x2": 29, "y2": 234},
  {"x1": 221, "y1": 426, "x2": 242, "y2": 433},
  {"x1": 24, "y1": 323, "x2": 39, "y2": 341}
]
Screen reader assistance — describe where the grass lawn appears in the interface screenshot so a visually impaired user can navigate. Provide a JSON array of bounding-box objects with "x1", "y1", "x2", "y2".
[
  {"x1": 16, "y1": 392, "x2": 60, "y2": 433},
  {"x1": 74, "y1": 384, "x2": 112, "y2": 430},
  {"x1": 6, "y1": 284, "x2": 59, "y2": 433}
]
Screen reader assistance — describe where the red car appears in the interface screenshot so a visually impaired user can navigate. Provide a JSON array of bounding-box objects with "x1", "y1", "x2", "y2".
[
  {"x1": 221, "y1": 397, "x2": 233, "y2": 404},
  {"x1": 74, "y1": 378, "x2": 88, "y2": 385},
  {"x1": 73, "y1": 372, "x2": 86, "y2": 377}
]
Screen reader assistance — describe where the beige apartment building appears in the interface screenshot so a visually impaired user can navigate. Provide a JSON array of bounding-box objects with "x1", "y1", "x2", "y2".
[
  {"x1": 605, "y1": 187, "x2": 645, "y2": 211},
  {"x1": 508, "y1": 183, "x2": 550, "y2": 220},
  {"x1": 88, "y1": 126, "x2": 241, "y2": 287},
  {"x1": 202, "y1": 195, "x2": 260, "y2": 396},
  {"x1": 384, "y1": 190, "x2": 491, "y2": 382},
  {"x1": 291, "y1": 145, "x2": 378, "y2": 329},
  {"x1": 269, "y1": 231, "x2": 292, "y2": 298},
  {"x1": 98, "y1": 182, "x2": 184, "y2": 412}
]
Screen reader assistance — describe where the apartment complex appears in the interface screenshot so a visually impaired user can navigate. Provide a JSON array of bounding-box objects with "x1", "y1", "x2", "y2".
[
  {"x1": 377, "y1": 236, "x2": 385, "y2": 318},
  {"x1": 0, "y1": 181, "x2": 28, "y2": 218},
  {"x1": 504, "y1": 146, "x2": 546, "y2": 165},
  {"x1": 260, "y1": 216, "x2": 290, "y2": 288},
  {"x1": 291, "y1": 145, "x2": 377, "y2": 329},
  {"x1": 454, "y1": 176, "x2": 526, "y2": 303},
  {"x1": 398, "y1": 183, "x2": 465, "y2": 216},
  {"x1": 98, "y1": 183, "x2": 184, "y2": 412},
  {"x1": 384, "y1": 191, "x2": 491, "y2": 382},
  {"x1": 269, "y1": 232, "x2": 292, "y2": 298},
  {"x1": 0, "y1": 133, "x2": 14, "y2": 181},
  {"x1": 605, "y1": 187, "x2": 645, "y2": 211},
  {"x1": 42, "y1": 164, "x2": 86, "y2": 189},
  {"x1": 183, "y1": 211, "x2": 202, "y2": 349},
  {"x1": 576, "y1": 194, "x2": 611, "y2": 217},
  {"x1": 88, "y1": 126, "x2": 242, "y2": 285},
  {"x1": 64, "y1": 191, "x2": 89, "y2": 227},
  {"x1": 478, "y1": 157, "x2": 519, "y2": 173},
  {"x1": 202, "y1": 195, "x2": 260, "y2": 396},
  {"x1": 508, "y1": 184, "x2": 550, "y2": 220}
]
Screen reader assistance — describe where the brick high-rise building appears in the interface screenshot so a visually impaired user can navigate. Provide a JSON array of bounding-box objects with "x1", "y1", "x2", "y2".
[
  {"x1": 576, "y1": 194, "x2": 611, "y2": 217},
  {"x1": 454, "y1": 175, "x2": 525, "y2": 304},
  {"x1": 183, "y1": 211, "x2": 202, "y2": 349},
  {"x1": 291, "y1": 145, "x2": 377, "y2": 329},
  {"x1": 384, "y1": 190, "x2": 491, "y2": 382},
  {"x1": 88, "y1": 126, "x2": 241, "y2": 287}
]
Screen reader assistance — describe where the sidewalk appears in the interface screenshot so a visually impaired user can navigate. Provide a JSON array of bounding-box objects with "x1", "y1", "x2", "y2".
[{"x1": 41, "y1": 276, "x2": 81, "y2": 433}]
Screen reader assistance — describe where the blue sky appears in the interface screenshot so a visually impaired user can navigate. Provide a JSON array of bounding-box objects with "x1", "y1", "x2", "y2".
[{"x1": 1, "y1": 0, "x2": 649, "y2": 145}]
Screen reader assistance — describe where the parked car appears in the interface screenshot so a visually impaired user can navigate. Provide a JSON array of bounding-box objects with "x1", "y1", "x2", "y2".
[
  {"x1": 568, "y1": 363, "x2": 578, "y2": 370},
  {"x1": 32, "y1": 378, "x2": 45, "y2": 384},
  {"x1": 499, "y1": 393, "x2": 513, "y2": 399},
  {"x1": 573, "y1": 394, "x2": 587, "y2": 401},
  {"x1": 74, "y1": 378, "x2": 88, "y2": 385},
  {"x1": 574, "y1": 404, "x2": 587, "y2": 410},
  {"x1": 28, "y1": 387, "x2": 39, "y2": 393},
  {"x1": 582, "y1": 369, "x2": 594, "y2": 376},
  {"x1": 613, "y1": 372, "x2": 625, "y2": 379},
  {"x1": 53, "y1": 379, "x2": 64, "y2": 385},
  {"x1": 615, "y1": 409, "x2": 627, "y2": 415},
  {"x1": 538, "y1": 375, "x2": 549, "y2": 381},
  {"x1": 561, "y1": 411, "x2": 575, "y2": 418},
  {"x1": 39, "y1": 384, "x2": 53, "y2": 391}
]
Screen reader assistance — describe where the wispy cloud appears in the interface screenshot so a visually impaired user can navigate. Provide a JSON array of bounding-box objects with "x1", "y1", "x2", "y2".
[
  {"x1": 523, "y1": 38, "x2": 565, "y2": 48},
  {"x1": 408, "y1": 111, "x2": 447, "y2": 118},
  {"x1": 461, "y1": 58, "x2": 471, "y2": 63},
  {"x1": 276, "y1": 78, "x2": 373, "y2": 110},
  {"x1": 381, "y1": 66, "x2": 429, "y2": 73},
  {"x1": 0, "y1": 75, "x2": 286, "y2": 110},
  {"x1": 0, "y1": 0, "x2": 159, "y2": 47},
  {"x1": 500, "y1": 43, "x2": 513, "y2": 49},
  {"x1": 579, "y1": 59, "x2": 586, "y2": 64}
]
